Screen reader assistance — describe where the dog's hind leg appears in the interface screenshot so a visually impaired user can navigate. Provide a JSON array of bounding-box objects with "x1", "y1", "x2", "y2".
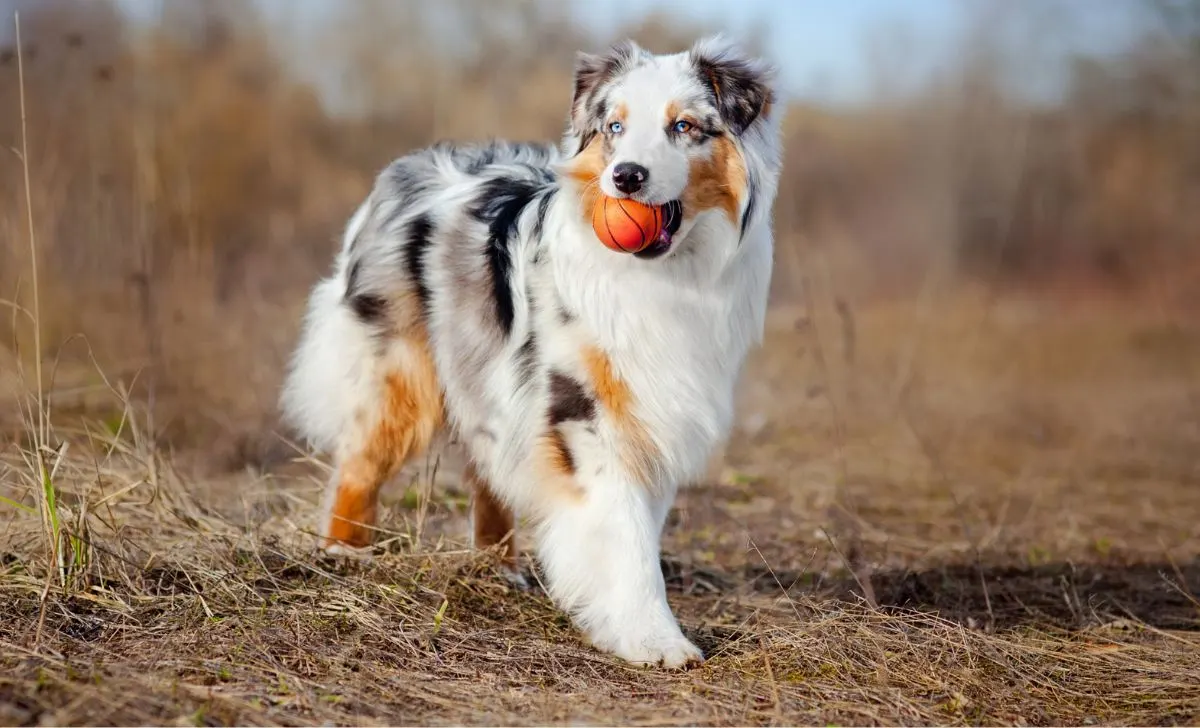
[
  {"x1": 281, "y1": 192, "x2": 446, "y2": 551},
  {"x1": 319, "y1": 336, "x2": 443, "y2": 550}
]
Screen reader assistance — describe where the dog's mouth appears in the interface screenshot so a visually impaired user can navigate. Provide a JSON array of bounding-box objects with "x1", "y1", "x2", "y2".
[{"x1": 634, "y1": 200, "x2": 684, "y2": 260}]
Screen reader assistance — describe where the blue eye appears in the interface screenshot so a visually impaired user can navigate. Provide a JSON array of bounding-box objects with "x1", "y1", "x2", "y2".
[
  {"x1": 673, "y1": 120, "x2": 694, "y2": 134},
  {"x1": 608, "y1": 121, "x2": 624, "y2": 134}
]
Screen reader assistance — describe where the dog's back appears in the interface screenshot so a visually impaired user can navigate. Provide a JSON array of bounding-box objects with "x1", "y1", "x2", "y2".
[{"x1": 280, "y1": 139, "x2": 558, "y2": 453}]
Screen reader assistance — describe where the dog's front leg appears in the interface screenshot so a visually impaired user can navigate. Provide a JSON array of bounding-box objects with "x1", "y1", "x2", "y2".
[{"x1": 532, "y1": 479, "x2": 702, "y2": 668}]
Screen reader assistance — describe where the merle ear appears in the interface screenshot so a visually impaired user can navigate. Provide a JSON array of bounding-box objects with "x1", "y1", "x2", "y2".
[
  {"x1": 570, "y1": 39, "x2": 641, "y2": 137},
  {"x1": 690, "y1": 35, "x2": 777, "y2": 136},
  {"x1": 571, "y1": 51, "x2": 609, "y2": 121}
]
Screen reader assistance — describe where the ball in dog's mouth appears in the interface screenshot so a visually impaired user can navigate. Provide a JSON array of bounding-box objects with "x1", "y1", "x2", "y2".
[{"x1": 633, "y1": 200, "x2": 683, "y2": 260}]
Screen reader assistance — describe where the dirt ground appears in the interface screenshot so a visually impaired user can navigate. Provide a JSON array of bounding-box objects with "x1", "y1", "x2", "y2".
[{"x1": 2, "y1": 288, "x2": 1199, "y2": 726}]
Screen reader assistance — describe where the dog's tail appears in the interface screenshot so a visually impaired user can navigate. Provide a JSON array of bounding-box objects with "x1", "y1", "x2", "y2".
[{"x1": 278, "y1": 200, "x2": 377, "y2": 454}]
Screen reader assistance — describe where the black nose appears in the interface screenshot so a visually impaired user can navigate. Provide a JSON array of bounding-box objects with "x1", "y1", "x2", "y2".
[{"x1": 611, "y1": 162, "x2": 649, "y2": 194}]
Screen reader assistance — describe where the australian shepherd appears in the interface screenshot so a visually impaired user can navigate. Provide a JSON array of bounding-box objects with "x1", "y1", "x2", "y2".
[{"x1": 280, "y1": 35, "x2": 783, "y2": 668}]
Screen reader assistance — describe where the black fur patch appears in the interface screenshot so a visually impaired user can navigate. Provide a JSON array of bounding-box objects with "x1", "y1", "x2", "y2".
[
  {"x1": 664, "y1": 200, "x2": 684, "y2": 235},
  {"x1": 349, "y1": 293, "x2": 387, "y2": 323},
  {"x1": 533, "y1": 188, "x2": 555, "y2": 241},
  {"x1": 740, "y1": 176, "x2": 756, "y2": 240},
  {"x1": 548, "y1": 371, "x2": 596, "y2": 425},
  {"x1": 472, "y1": 177, "x2": 545, "y2": 336},
  {"x1": 403, "y1": 214, "x2": 435, "y2": 317},
  {"x1": 344, "y1": 260, "x2": 383, "y2": 324}
]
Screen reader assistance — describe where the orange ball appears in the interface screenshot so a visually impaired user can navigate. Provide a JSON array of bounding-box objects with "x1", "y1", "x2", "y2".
[{"x1": 591, "y1": 195, "x2": 664, "y2": 253}]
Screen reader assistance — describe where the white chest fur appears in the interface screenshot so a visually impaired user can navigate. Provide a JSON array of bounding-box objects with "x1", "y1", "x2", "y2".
[{"x1": 546, "y1": 209, "x2": 773, "y2": 485}]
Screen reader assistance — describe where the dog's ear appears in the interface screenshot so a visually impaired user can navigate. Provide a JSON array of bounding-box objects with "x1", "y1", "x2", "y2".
[
  {"x1": 690, "y1": 35, "x2": 777, "y2": 136},
  {"x1": 570, "y1": 40, "x2": 641, "y2": 142}
]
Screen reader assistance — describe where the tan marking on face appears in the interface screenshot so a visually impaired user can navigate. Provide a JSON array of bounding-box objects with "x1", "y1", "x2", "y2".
[
  {"x1": 325, "y1": 336, "x2": 444, "y2": 549},
  {"x1": 465, "y1": 461, "x2": 519, "y2": 570},
  {"x1": 682, "y1": 135, "x2": 747, "y2": 226},
  {"x1": 665, "y1": 100, "x2": 681, "y2": 124},
  {"x1": 564, "y1": 134, "x2": 607, "y2": 224},
  {"x1": 581, "y1": 345, "x2": 658, "y2": 486},
  {"x1": 612, "y1": 102, "x2": 628, "y2": 125}
]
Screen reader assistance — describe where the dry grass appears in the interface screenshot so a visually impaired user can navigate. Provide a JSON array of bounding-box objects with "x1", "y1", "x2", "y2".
[{"x1": 3, "y1": 294, "x2": 1199, "y2": 726}]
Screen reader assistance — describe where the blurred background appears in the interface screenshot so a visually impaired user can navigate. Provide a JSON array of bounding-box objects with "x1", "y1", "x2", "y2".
[{"x1": 1, "y1": 0, "x2": 1197, "y2": 493}]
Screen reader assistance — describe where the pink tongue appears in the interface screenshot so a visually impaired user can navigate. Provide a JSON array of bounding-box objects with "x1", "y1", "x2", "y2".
[{"x1": 656, "y1": 228, "x2": 673, "y2": 246}]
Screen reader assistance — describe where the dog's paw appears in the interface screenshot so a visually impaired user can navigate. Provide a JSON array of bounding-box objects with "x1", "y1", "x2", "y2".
[
  {"x1": 319, "y1": 538, "x2": 375, "y2": 560},
  {"x1": 595, "y1": 626, "x2": 705, "y2": 669}
]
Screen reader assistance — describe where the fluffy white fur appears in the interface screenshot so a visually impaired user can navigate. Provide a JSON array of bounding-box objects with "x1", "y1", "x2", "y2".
[{"x1": 280, "y1": 35, "x2": 783, "y2": 668}]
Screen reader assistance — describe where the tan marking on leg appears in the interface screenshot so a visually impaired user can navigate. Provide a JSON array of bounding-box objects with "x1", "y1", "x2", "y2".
[
  {"x1": 326, "y1": 337, "x2": 444, "y2": 549},
  {"x1": 326, "y1": 457, "x2": 385, "y2": 548},
  {"x1": 682, "y1": 135, "x2": 747, "y2": 227},
  {"x1": 580, "y1": 345, "x2": 658, "y2": 486},
  {"x1": 466, "y1": 461, "x2": 518, "y2": 570}
]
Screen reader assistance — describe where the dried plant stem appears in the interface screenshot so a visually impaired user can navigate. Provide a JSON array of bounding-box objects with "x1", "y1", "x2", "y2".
[
  {"x1": 14, "y1": 12, "x2": 61, "y2": 648},
  {"x1": 15, "y1": 13, "x2": 44, "y2": 450}
]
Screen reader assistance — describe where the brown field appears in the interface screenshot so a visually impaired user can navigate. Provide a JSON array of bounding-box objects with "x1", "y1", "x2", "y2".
[
  {"x1": 3, "y1": 291, "x2": 1199, "y2": 726},
  {"x1": 2, "y1": 1, "x2": 1200, "y2": 725}
]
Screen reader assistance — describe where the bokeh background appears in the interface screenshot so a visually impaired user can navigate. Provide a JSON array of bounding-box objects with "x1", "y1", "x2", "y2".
[{"x1": 1, "y1": 0, "x2": 1198, "y2": 475}]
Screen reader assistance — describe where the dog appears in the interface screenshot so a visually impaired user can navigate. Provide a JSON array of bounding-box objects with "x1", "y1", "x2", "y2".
[{"x1": 280, "y1": 35, "x2": 782, "y2": 668}]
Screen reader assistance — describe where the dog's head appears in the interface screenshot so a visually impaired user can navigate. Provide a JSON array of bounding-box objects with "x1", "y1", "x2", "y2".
[{"x1": 561, "y1": 35, "x2": 778, "y2": 259}]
